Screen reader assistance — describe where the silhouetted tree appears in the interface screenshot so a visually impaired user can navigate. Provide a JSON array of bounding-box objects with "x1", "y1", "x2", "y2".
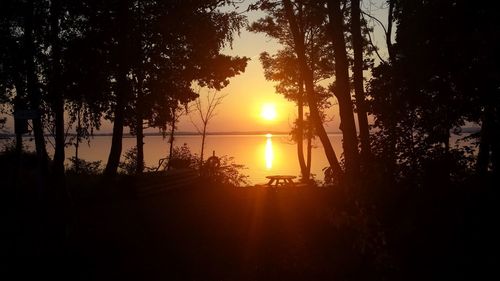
[
  {"x1": 368, "y1": 0, "x2": 500, "y2": 183},
  {"x1": 190, "y1": 89, "x2": 226, "y2": 171},
  {"x1": 251, "y1": 0, "x2": 343, "y2": 179},
  {"x1": 325, "y1": 0, "x2": 360, "y2": 180},
  {"x1": 99, "y1": 0, "x2": 248, "y2": 175},
  {"x1": 350, "y1": 0, "x2": 370, "y2": 163}
]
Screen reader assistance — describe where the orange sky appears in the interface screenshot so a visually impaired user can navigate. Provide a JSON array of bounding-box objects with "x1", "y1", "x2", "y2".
[
  {"x1": 1, "y1": 1, "x2": 389, "y2": 135},
  {"x1": 176, "y1": 30, "x2": 301, "y2": 133},
  {"x1": 176, "y1": 0, "x2": 389, "y2": 133}
]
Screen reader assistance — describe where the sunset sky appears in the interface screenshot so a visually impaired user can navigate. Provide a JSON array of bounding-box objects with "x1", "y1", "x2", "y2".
[
  {"x1": 173, "y1": 0, "x2": 389, "y2": 133},
  {"x1": 1, "y1": 1, "x2": 389, "y2": 134}
]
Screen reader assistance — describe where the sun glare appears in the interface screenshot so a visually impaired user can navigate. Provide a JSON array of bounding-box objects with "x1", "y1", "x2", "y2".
[
  {"x1": 265, "y1": 134, "x2": 273, "y2": 169},
  {"x1": 261, "y1": 103, "x2": 277, "y2": 121}
]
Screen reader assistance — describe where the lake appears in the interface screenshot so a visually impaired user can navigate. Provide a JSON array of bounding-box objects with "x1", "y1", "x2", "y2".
[{"x1": 7, "y1": 133, "x2": 344, "y2": 185}]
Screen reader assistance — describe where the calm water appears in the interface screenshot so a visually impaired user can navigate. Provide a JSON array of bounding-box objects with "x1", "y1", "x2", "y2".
[{"x1": 9, "y1": 133, "x2": 344, "y2": 184}]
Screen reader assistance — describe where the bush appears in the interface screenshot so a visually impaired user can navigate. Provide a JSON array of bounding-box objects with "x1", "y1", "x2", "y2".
[
  {"x1": 66, "y1": 156, "x2": 102, "y2": 175},
  {"x1": 168, "y1": 143, "x2": 248, "y2": 186},
  {"x1": 209, "y1": 155, "x2": 249, "y2": 187},
  {"x1": 119, "y1": 146, "x2": 144, "y2": 175},
  {"x1": 168, "y1": 143, "x2": 198, "y2": 169}
]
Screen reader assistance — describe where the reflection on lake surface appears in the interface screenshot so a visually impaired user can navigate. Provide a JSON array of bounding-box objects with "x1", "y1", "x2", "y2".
[
  {"x1": 265, "y1": 134, "x2": 273, "y2": 170},
  {"x1": 12, "y1": 133, "x2": 344, "y2": 184}
]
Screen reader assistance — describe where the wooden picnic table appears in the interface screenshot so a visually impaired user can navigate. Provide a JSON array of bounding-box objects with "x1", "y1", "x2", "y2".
[{"x1": 266, "y1": 175, "x2": 297, "y2": 187}]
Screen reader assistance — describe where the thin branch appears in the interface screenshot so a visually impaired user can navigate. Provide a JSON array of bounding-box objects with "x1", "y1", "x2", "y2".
[
  {"x1": 361, "y1": 12, "x2": 387, "y2": 64},
  {"x1": 361, "y1": 10, "x2": 388, "y2": 37}
]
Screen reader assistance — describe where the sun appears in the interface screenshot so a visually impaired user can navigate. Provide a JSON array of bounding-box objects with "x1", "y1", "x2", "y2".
[{"x1": 261, "y1": 103, "x2": 277, "y2": 121}]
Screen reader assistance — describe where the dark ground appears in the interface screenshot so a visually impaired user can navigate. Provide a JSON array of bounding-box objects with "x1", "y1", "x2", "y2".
[
  {"x1": 69, "y1": 183, "x2": 351, "y2": 281},
  {"x1": 1, "y1": 175, "x2": 498, "y2": 281}
]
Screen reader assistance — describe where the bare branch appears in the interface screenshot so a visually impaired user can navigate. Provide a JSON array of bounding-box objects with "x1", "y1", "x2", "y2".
[{"x1": 361, "y1": 12, "x2": 388, "y2": 64}]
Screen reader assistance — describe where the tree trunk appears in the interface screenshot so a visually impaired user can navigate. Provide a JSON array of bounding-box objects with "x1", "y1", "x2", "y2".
[
  {"x1": 297, "y1": 80, "x2": 308, "y2": 180},
  {"x1": 50, "y1": 0, "x2": 65, "y2": 178},
  {"x1": 104, "y1": 1, "x2": 129, "y2": 176},
  {"x1": 306, "y1": 119, "x2": 312, "y2": 180},
  {"x1": 283, "y1": 0, "x2": 342, "y2": 177},
  {"x1": 75, "y1": 110, "x2": 80, "y2": 173},
  {"x1": 135, "y1": 71, "x2": 145, "y2": 174},
  {"x1": 386, "y1": 0, "x2": 395, "y2": 60},
  {"x1": 14, "y1": 78, "x2": 26, "y2": 185},
  {"x1": 327, "y1": 0, "x2": 360, "y2": 179},
  {"x1": 74, "y1": 137, "x2": 79, "y2": 173},
  {"x1": 200, "y1": 124, "x2": 207, "y2": 171},
  {"x1": 135, "y1": 112, "x2": 144, "y2": 174},
  {"x1": 477, "y1": 107, "x2": 491, "y2": 175},
  {"x1": 491, "y1": 118, "x2": 500, "y2": 178},
  {"x1": 167, "y1": 114, "x2": 176, "y2": 170},
  {"x1": 24, "y1": 0, "x2": 48, "y2": 186},
  {"x1": 104, "y1": 90, "x2": 125, "y2": 176},
  {"x1": 351, "y1": 0, "x2": 371, "y2": 163}
]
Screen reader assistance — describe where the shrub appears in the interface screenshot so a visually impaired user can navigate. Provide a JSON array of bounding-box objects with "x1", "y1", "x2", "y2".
[
  {"x1": 168, "y1": 143, "x2": 198, "y2": 169},
  {"x1": 210, "y1": 155, "x2": 249, "y2": 187},
  {"x1": 66, "y1": 157, "x2": 102, "y2": 175},
  {"x1": 119, "y1": 146, "x2": 143, "y2": 175}
]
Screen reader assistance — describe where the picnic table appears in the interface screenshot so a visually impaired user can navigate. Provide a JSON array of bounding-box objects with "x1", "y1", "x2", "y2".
[{"x1": 265, "y1": 175, "x2": 297, "y2": 187}]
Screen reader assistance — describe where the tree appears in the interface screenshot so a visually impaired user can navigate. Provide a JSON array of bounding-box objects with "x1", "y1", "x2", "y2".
[
  {"x1": 325, "y1": 0, "x2": 360, "y2": 179},
  {"x1": 190, "y1": 89, "x2": 226, "y2": 171},
  {"x1": 350, "y1": 0, "x2": 371, "y2": 162},
  {"x1": 368, "y1": 0, "x2": 500, "y2": 183},
  {"x1": 251, "y1": 0, "x2": 343, "y2": 179},
  {"x1": 101, "y1": 0, "x2": 248, "y2": 175},
  {"x1": 257, "y1": 47, "x2": 331, "y2": 181},
  {"x1": 103, "y1": 0, "x2": 132, "y2": 176},
  {"x1": 164, "y1": 103, "x2": 188, "y2": 170}
]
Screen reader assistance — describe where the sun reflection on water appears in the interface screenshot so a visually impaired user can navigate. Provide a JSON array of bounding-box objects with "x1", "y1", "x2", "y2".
[{"x1": 265, "y1": 134, "x2": 273, "y2": 169}]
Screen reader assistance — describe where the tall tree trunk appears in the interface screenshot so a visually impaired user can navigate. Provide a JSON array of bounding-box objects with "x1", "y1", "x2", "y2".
[
  {"x1": 50, "y1": 0, "x2": 65, "y2": 178},
  {"x1": 14, "y1": 78, "x2": 26, "y2": 185},
  {"x1": 477, "y1": 107, "x2": 491, "y2": 175},
  {"x1": 351, "y1": 0, "x2": 371, "y2": 163},
  {"x1": 200, "y1": 124, "x2": 207, "y2": 171},
  {"x1": 283, "y1": 0, "x2": 342, "y2": 177},
  {"x1": 327, "y1": 0, "x2": 360, "y2": 179},
  {"x1": 74, "y1": 109, "x2": 81, "y2": 173},
  {"x1": 491, "y1": 117, "x2": 500, "y2": 178},
  {"x1": 167, "y1": 113, "x2": 176, "y2": 170},
  {"x1": 24, "y1": 0, "x2": 48, "y2": 186},
  {"x1": 386, "y1": 0, "x2": 395, "y2": 61},
  {"x1": 135, "y1": 71, "x2": 145, "y2": 174},
  {"x1": 297, "y1": 79, "x2": 308, "y2": 180},
  {"x1": 104, "y1": 1, "x2": 129, "y2": 176},
  {"x1": 104, "y1": 86, "x2": 125, "y2": 176},
  {"x1": 135, "y1": 111, "x2": 144, "y2": 174},
  {"x1": 306, "y1": 118, "x2": 312, "y2": 180}
]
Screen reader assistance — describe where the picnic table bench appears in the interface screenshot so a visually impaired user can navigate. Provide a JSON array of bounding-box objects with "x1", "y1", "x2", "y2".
[{"x1": 265, "y1": 175, "x2": 297, "y2": 187}]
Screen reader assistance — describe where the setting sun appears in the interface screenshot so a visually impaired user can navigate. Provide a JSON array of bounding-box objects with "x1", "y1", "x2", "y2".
[{"x1": 261, "y1": 103, "x2": 277, "y2": 121}]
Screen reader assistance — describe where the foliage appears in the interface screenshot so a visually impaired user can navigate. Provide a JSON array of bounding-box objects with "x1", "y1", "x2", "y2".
[
  {"x1": 209, "y1": 155, "x2": 249, "y2": 187},
  {"x1": 168, "y1": 143, "x2": 199, "y2": 170},
  {"x1": 118, "y1": 146, "x2": 145, "y2": 175},
  {"x1": 168, "y1": 143, "x2": 248, "y2": 187},
  {"x1": 367, "y1": 0, "x2": 500, "y2": 182},
  {"x1": 66, "y1": 157, "x2": 102, "y2": 175}
]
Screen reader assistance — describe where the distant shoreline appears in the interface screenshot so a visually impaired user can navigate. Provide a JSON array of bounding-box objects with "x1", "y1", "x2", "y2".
[
  {"x1": 0, "y1": 128, "x2": 481, "y2": 139},
  {"x1": 0, "y1": 131, "x2": 341, "y2": 139}
]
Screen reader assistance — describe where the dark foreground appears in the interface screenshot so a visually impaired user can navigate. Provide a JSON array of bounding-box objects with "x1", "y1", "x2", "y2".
[{"x1": 2, "y1": 175, "x2": 498, "y2": 281}]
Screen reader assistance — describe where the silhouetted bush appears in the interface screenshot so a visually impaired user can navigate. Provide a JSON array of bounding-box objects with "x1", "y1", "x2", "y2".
[
  {"x1": 209, "y1": 155, "x2": 249, "y2": 187},
  {"x1": 168, "y1": 143, "x2": 198, "y2": 169},
  {"x1": 118, "y1": 146, "x2": 145, "y2": 175},
  {"x1": 66, "y1": 156, "x2": 102, "y2": 175}
]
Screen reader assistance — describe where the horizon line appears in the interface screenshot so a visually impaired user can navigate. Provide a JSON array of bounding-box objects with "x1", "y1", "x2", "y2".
[{"x1": 0, "y1": 130, "x2": 343, "y2": 138}]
